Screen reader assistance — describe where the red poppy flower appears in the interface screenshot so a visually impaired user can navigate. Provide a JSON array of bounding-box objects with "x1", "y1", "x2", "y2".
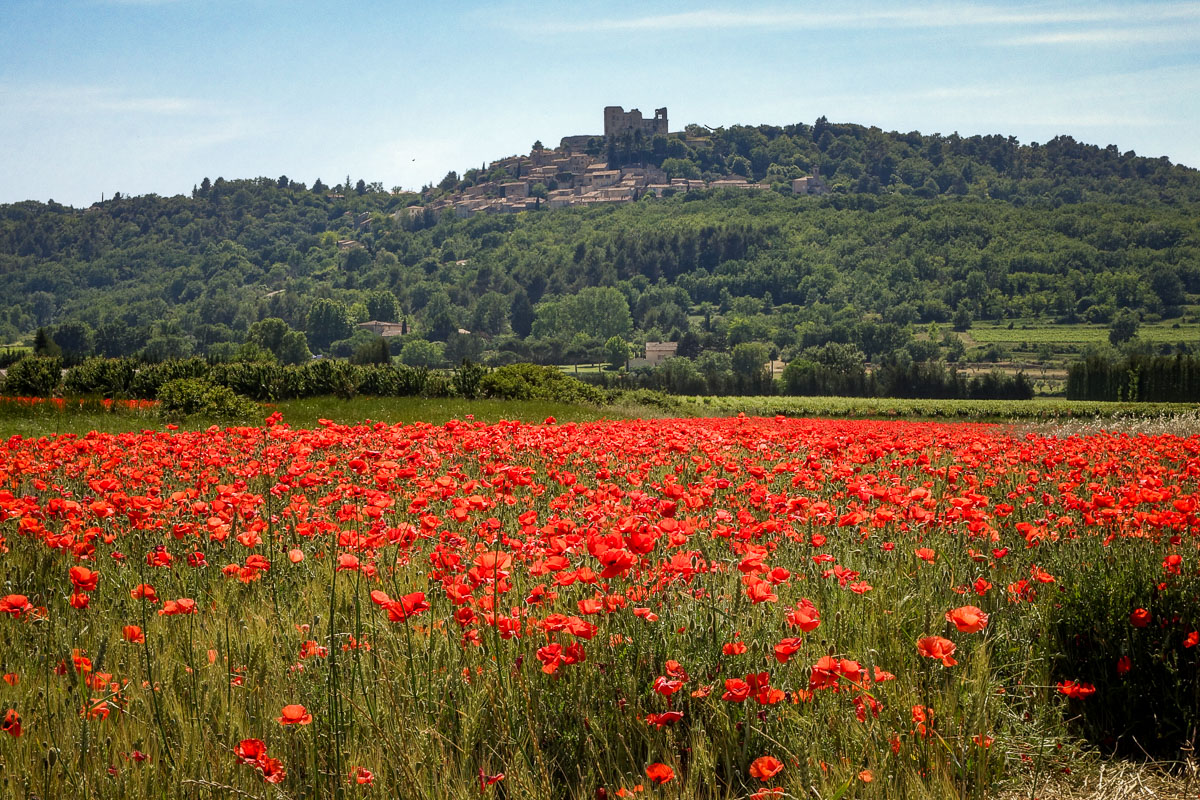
[
  {"x1": 122, "y1": 625, "x2": 145, "y2": 643},
  {"x1": 158, "y1": 598, "x2": 197, "y2": 616},
  {"x1": 259, "y1": 756, "x2": 286, "y2": 783},
  {"x1": 69, "y1": 566, "x2": 100, "y2": 593},
  {"x1": 1, "y1": 709, "x2": 20, "y2": 737},
  {"x1": 721, "y1": 678, "x2": 750, "y2": 702},
  {"x1": 749, "y1": 756, "x2": 783, "y2": 781},
  {"x1": 946, "y1": 605, "x2": 989, "y2": 634},
  {"x1": 234, "y1": 739, "x2": 267, "y2": 765},
  {"x1": 0, "y1": 595, "x2": 32, "y2": 617},
  {"x1": 1129, "y1": 608, "x2": 1151, "y2": 628},
  {"x1": 385, "y1": 592, "x2": 429, "y2": 622},
  {"x1": 277, "y1": 704, "x2": 313, "y2": 725},
  {"x1": 645, "y1": 763, "x2": 674, "y2": 784},
  {"x1": 1057, "y1": 680, "x2": 1096, "y2": 699},
  {"x1": 917, "y1": 636, "x2": 958, "y2": 666},
  {"x1": 646, "y1": 711, "x2": 684, "y2": 728},
  {"x1": 773, "y1": 637, "x2": 803, "y2": 664}
]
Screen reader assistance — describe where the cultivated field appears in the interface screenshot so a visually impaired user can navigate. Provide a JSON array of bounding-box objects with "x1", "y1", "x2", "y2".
[{"x1": 0, "y1": 413, "x2": 1196, "y2": 798}]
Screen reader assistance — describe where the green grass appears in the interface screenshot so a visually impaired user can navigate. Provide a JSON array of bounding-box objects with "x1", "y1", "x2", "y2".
[
  {"x1": 670, "y1": 395, "x2": 1199, "y2": 421},
  {"x1": 969, "y1": 321, "x2": 1200, "y2": 345},
  {"x1": 0, "y1": 396, "x2": 670, "y2": 438},
  {"x1": 269, "y1": 395, "x2": 666, "y2": 428},
  {"x1": 2, "y1": 393, "x2": 1196, "y2": 439}
]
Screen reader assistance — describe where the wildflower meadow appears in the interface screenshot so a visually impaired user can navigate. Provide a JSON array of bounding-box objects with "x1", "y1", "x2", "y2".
[{"x1": 0, "y1": 413, "x2": 1196, "y2": 799}]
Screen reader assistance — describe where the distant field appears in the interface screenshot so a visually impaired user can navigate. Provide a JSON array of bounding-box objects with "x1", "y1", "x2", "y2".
[
  {"x1": 5, "y1": 393, "x2": 1198, "y2": 438},
  {"x1": 968, "y1": 321, "x2": 1200, "y2": 345},
  {"x1": 672, "y1": 395, "x2": 1197, "y2": 420}
]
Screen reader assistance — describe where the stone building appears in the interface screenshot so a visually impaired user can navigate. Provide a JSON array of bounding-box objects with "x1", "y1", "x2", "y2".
[{"x1": 603, "y1": 106, "x2": 668, "y2": 139}]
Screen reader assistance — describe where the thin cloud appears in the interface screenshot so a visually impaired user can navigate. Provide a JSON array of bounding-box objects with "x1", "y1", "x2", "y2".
[
  {"x1": 513, "y1": 3, "x2": 1200, "y2": 35},
  {"x1": 0, "y1": 85, "x2": 199, "y2": 116},
  {"x1": 999, "y1": 27, "x2": 1197, "y2": 46}
]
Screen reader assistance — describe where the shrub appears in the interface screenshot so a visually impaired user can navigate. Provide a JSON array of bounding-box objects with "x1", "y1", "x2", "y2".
[
  {"x1": 451, "y1": 359, "x2": 488, "y2": 400},
  {"x1": 356, "y1": 364, "x2": 401, "y2": 397},
  {"x1": 63, "y1": 357, "x2": 137, "y2": 398},
  {"x1": 157, "y1": 378, "x2": 259, "y2": 422},
  {"x1": 208, "y1": 361, "x2": 288, "y2": 402},
  {"x1": 479, "y1": 363, "x2": 605, "y2": 405},
  {"x1": 2, "y1": 356, "x2": 62, "y2": 397},
  {"x1": 131, "y1": 358, "x2": 211, "y2": 399},
  {"x1": 298, "y1": 360, "x2": 361, "y2": 399}
]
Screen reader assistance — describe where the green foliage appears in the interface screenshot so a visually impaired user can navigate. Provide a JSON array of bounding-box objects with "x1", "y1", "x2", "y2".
[
  {"x1": 62, "y1": 357, "x2": 136, "y2": 397},
  {"x1": 399, "y1": 339, "x2": 444, "y2": 368},
  {"x1": 1109, "y1": 310, "x2": 1141, "y2": 345},
  {"x1": 156, "y1": 377, "x2": 259, "y2": 421},
  {"x1": 350, "y1": 336, "x2": 390, "y2": 365},
  {"x1": 130, "y1": 357, "x2": 211, "y2": 399},
  {"x1": 306, "y1": 298, "x2": 354, "y2": 352},
  {"x1": 33, "y1": 328, "x2": 60, "y2": 358},
  {"x1": 50, "y1": 319, "x2": 95, "y2": 364},
  {"x1": 451, "y1": 359, "x2": 488, "y2": 399},
  {"x1": 479, "y1": 363, "x2": 606, "y2": 405},
  {"x1": 532, "y1": 287, "x2": 632, "y2": 341},
  {"x1": 2, "y1": 356, "x2": 62, "y2": 396},
  {"x1": 603, "y1": 336, "x2": 630, "y2": 370},
  {"x1": 1067, "y1": 352, "x2": 1200, "y2": 401},
  {"x1": 1051, "y1": 540, "x2": 1200, "y2": 754},
  {"x1": 1, "y1": 123, "x2": 1198, "y2": 378}
]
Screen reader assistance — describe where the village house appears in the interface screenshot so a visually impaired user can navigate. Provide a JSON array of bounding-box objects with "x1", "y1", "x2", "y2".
[
  {"x1": 357, "y1": 320, "x2": 406, "y2": 337},
  {"x1": 400, "y1": 106, "x2": 794, "y2": 220}
]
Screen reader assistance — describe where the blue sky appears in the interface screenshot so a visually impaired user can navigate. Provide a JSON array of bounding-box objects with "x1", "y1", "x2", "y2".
[{"x1": 1, "y1": 0, "x2": 1198, "y2": 206}]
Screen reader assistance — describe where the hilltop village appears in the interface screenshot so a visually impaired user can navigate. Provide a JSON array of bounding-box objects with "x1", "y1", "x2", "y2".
[{"x1": 409, "y1": 106, "x2": 828, "y2": 219}]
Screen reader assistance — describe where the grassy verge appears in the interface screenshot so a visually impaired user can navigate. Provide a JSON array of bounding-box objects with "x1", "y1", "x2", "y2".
[
  {"x1": 671, "y1": 395, "x2": 1199, "y2": 421},
  {"x1": 0, "y1": 393, "x2": 1196, "y2": 438}
]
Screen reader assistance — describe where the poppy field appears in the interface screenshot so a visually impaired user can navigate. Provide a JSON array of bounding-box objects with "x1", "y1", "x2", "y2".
[{"x1": 0, "y1": 413, "x2": 1197, "y2": 799}]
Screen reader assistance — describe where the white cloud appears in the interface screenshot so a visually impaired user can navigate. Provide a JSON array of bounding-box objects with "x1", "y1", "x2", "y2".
[
  {"x1": 511, "y1": 2, "x2": 1200, "y2": 34},
  {"x1": 998, "y1": 26, "x2": 1198, "y2": 46},
  {"x1": 0, "y1": 84, "x2": 200, "y2": 116}
]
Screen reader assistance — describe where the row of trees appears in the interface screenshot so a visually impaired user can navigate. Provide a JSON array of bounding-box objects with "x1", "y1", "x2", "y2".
[{"x1": 1066, "y1": 352, "x2": 1200, "y2": 402}]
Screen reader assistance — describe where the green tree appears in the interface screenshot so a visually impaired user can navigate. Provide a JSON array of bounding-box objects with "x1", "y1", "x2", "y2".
[
  {"x1": 471, "y1": 292, "x2": 510, "y2": 336},
  {"x1": 142, "y1": 319, "x2": 195, "y2": 362},
  {"x1": 604, "y1": 336, "x2": 630, "y2": 370},
  {"x1": 533, "y1": 287, "x2": 632, "y2": 341},
  {"x1": 423, "y1": 292, "x2": 458, "y2": 341},
  {"x1": 350, "y1": 336, "x2": 390, "y2": 364},
  {"x1": 52, "y1": 320, "x2": 95, "y2": 364},
  {"x1": 510, "y1": 290, "x2": 534, "y2": 338},
  {"x1": 366, "y1": 291, "x2": 401, "y2": 323},
  {"x1": 33, "y1": 327, "x2": 61, "y2": 357},
  {"x1": 731, "y1": 342, "x2": 771, "y2": 389},
  {"x1": 277, "y1": 330, "x2": 312, "y2": 365},
  {"x1": 661, "y1": 158, "x2": 701, "y2": 180},
  {"x1": 306, "y1": 298, "x2": 354, "y2": 352},
  {"x1": 246, "y1": 318, "x2": 291, "y2": 355},
  {"x1": 1109, "y1": 310, "x2": 1140, "y2": 345},
  {"x1": 399, "y1": 338, "x2": 443, "y2": 367}
]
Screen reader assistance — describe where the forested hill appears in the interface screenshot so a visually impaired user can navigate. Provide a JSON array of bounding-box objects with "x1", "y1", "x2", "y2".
[{"x1": 1, "y1": 118, "x2": 1198, "y2": 366}]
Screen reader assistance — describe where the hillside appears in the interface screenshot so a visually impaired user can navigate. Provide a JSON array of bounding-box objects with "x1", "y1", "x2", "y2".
[{"x1": 1, "y1": 119, "x2": 1198, "y2": 380}]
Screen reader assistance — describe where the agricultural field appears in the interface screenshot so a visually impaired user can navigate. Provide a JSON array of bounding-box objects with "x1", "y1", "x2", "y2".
[
  {"x1": 0, "y1": 413, "x2": 1197, "y2": 799},
  {"x1": 966, "y1": 320, "x2": 1200, "y2": 347}
]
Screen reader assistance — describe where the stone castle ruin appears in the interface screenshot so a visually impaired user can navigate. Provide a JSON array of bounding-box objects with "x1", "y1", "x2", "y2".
[
  {"x1": 405, "y1": 105, "x2": 824, "y2": 219},
  {"x1": 603, "y1": 106, "x2": 668, "y2": 139}
]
